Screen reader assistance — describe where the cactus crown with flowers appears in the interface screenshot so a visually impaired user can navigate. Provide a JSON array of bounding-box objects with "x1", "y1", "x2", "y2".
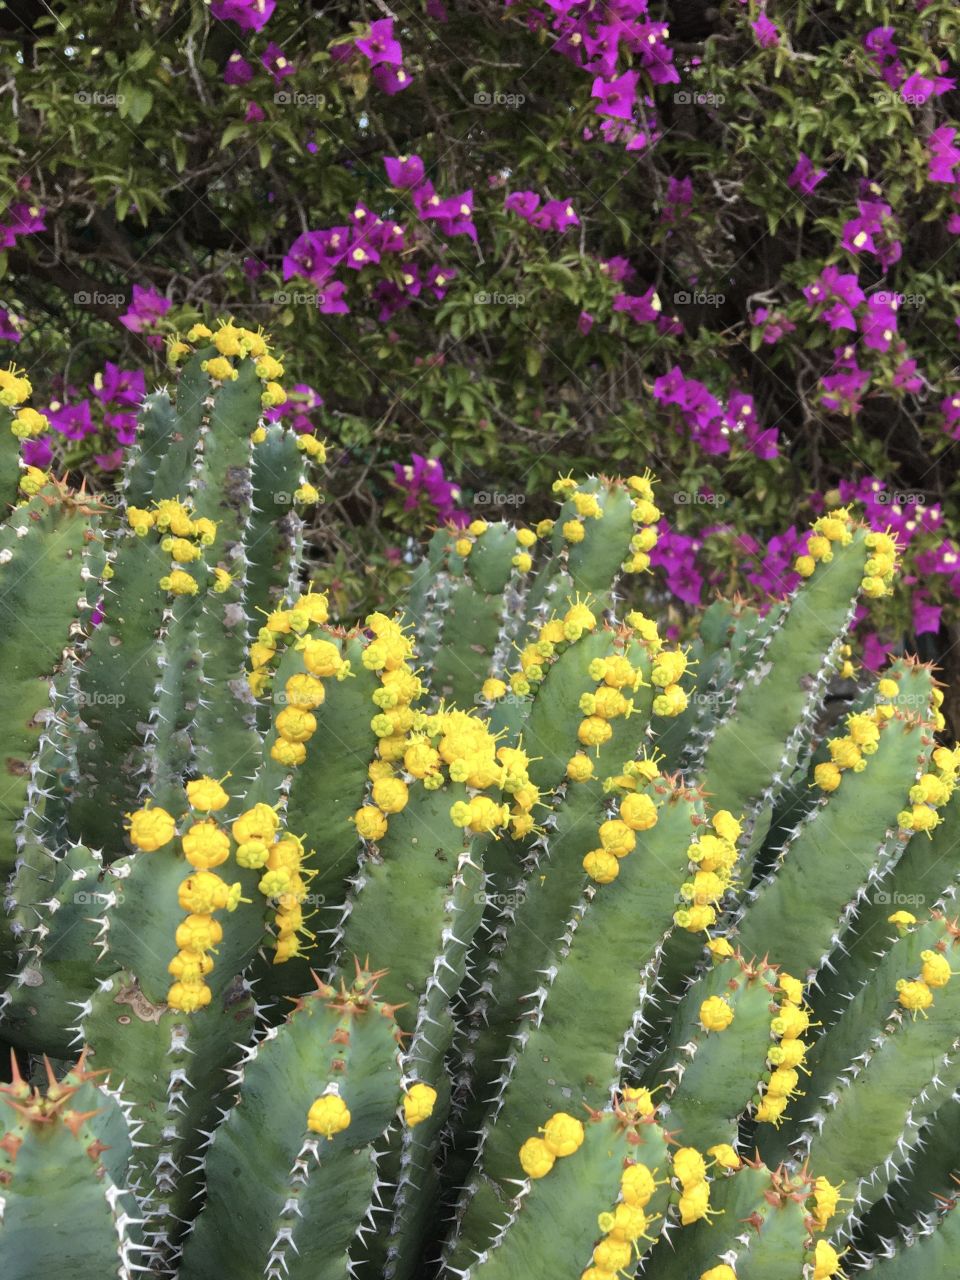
[{"x1": 0, "y1": 332, "x2": 958, "y2": 1280}]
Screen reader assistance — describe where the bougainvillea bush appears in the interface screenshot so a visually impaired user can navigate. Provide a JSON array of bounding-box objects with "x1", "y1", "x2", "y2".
[{"x1": 2, "y1": 0, "x2": 960, "y2": 676}]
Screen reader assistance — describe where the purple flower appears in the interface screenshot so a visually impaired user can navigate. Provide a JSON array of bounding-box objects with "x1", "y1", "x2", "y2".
[
  {"x1": 788, "y1": 153, "x2": 827, "y2": 196},
  {"x1": 384, "y1": 154, "x2": 425, "y2": 189},
  {"x1": 599, "y1": 256, "x2": 633, "y2": 282},
  {"x1": 431, "y1": 190, "x2": 477, "y2": 241},
  {"x1": 372, "y1": 64, "x2": 413, "y2": 95},
  {"x1": 504, "y1": 190, "x2": 541, "y2": 220},
  {"x1": 104, "y1": 411, "x2": 138, "y2": 446},
  {"x1": 23, "y1": 436, "x2": 52, "y2": 468},
  {"x1": 0, "y1": 201, "x2": 46, "y2": 248},
  {"x1": 613, "y1": 288, "x2": 662, "y2": 325},
  {"x1": 393, "y1": 453, "x2": 467, "y2": 525},
  {"x1": 591, "y1": 70, "x2": 639, "y2": 120},
  {"x1": 900, "y1": 71, "x2": 954, "y2": 104},
  {"x1": 211, "y1": 0, "x2": 275, "y2": 32},
  {"x1": 861, "y1": 293, "x2": 899, "y2": 353},
  {"x1": 223, "y1": 51, "x2": 254, "y2": 85},
  {"x1": 841, "y1": 199, "x2": 901, "y2": 267},
  {"x1": 578, "y1": 310, "x2": 594, "y2": 335},
  {"x1": 0, "y1": 307, "x2": 22, "y2": 342},
  {"x1": 650, "y1": 526, "x2": 706, "y2": 607},
  {"x1": 245, "y1": 102, "x2": 266, "y2": 123},
  {"x1": 93, "y1": 363, "x2": 146, "y2": 408},
  {"x1": 119, "y1": 285, "x2": 171, "y2": 334},
  {"x1": 750, "y1": 13, "x2": 779, "y2": 49},
  {"x1": 928, "y1": 127, "x2": 960, "y2": 183},
  {"x1": 356, "y1": 19, "x2": 403, "y2": 67},
  {"x1": 820, "y1": 361, "x2": 872, "y2": 415},
  {"x1": 892, "y1": 355, "x2": 922, "y2": 393},
  {"x1": 317, "y1": 281, "x2": 350, "y2": 315},
  {"x1": 751, "y1": 307, "x2": 796, "y2": 344},
  {"x1": 532, "y1": 198, "x2": 580, "y2": 232},
  {"x1": 261, "y1": 43, "x2": 295, "y2": 84},
  {"x1": 662, "y1": 175, "x2": 693, "y2": 223},
  {"x1": 913, "y1": 596, "x2": 942, "y2": 636},
  {"x1": 425, "y1": 264, "x2": 456, "y2": 299},
  {"x1": 48, "y1": 399, "x2": 95, "y2": 440}
]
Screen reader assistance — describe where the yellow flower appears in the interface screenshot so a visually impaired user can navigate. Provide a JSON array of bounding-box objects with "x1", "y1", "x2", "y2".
[
  {"x1": 181, "y1": 820, "x2": 231, "y2": 870},
  {"x1": 186, "y1": 776, "x2": 230, "y2": 812},
  {"x1": 126, "y1": 804, "x2": 177, "y2": 851},
  {"x1": 582, "y1": 849, "x2": 620, "y2": 884},
  {"x1": 354, "y1": 805, "x2": 388, "y2": 841},
  {"x1": 166, "y1": 980, "x2": 212, "y2": 1012},
  {"x1": 699, "y1": 995, "x2": 735, "y2": 1032},
  {"x1": 402, "y1": 1082, "x2": 438, "y2": 1127},
  {"x1": 202, "y1": 356, "x2": 237, "y2": 382},
  {"x1": 541, "y1": 1112, "x2": 584, "y2": 1158},
  {"x1": 519, "y1": 1136, "x2": 555, "y2": 1179},
  {"x1": 307, "y1": 1094, "x2": 351, "y2": 1139},
  {"x1": 19, "y1": 466, "x2": 48, "y2": 496}
]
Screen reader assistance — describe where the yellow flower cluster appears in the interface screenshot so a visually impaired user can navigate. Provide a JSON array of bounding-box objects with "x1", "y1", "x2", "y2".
[
  {"x1": 813, "y1": 706, "x2": 884, "y2": 793},
  {"x1": 402, "y1": 1082, "x2": 438, "y2": 1127},
  {"x1": 810, "y1": 1239, "x2": 846, "y2": 1279},
  {"x1": 673, "y1": 809, "x2": 742, "y2": 935},
  {"x1": 581, "y1": 774, "x2": 660, "y2": 885},
  {"x1": 124, "y1": 497, "x2": 223, "y2": 598},
  {"x1": 649, "y1": 643, "x2": 690, "y2": 719},
  {"x1": 511, "y1": 524, "x2": 538, "y2": 574},
  {"x1": 170, "y1": 320, "x2": 287, "y2": 412},
  {"x1": 509, "y1": 598, "x2": 599, "y2": 698},
  {"x1": 246, "y1": 588, "x2": 340, "y2": 703},
  {"x1": 699, "y1": 995, "x2": 735, "y2": 1032},
  {"x1": 623, "y1": 470, "x2": 661, "y2": 574},
  {"x1": 232, "y1": 802, "x2": 315, "y2": 964},
  {"x1": 896, "y1": 938, "x2": 954, "y2": 1018},
  {"x1": 897, "y1": 742, "x2": 960, "y2": 836},
  {"x1": 755, "y1": 973, "x2": 812, "y2": 1126},
  {"x1": 793, "y1": 508, "x2": 854, "y2": 580},
  {"x1": 3, "y1": 367, "x2": 53, "y2": 497},
  {"x1": 577, "y1": 648, "x2": 644, "y2": 754},
  {"x1": 672, "y1": 1144, "x2": 719, "y2": 1226},
  {"x1": 518, "y1": 1110, "x2": 585, "y2": 1180},
  {"x1": 807, "y1": 1174, "x2": 846, "y2": 1231}
]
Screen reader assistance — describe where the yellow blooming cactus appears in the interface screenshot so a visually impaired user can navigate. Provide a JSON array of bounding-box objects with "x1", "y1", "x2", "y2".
[
  {"x1": 2, "y1": 365, "x2": 52, "y2": 497},
  {"x1": 754, "y1": 973, "x2": 814, "y2": 1126},
  {"x1": 673, "y1": 808, "x2": 742, "y2": 935}
]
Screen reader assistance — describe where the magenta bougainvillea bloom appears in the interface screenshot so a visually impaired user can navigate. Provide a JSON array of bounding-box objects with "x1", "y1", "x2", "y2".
[
  {"x1": 372, "y1": 64, "x2": 413, "y2": 95},
  {"x1": 316, "y1": 281, "x2": 350, "y2": 315},
  {"x1": 613, "y1": 288, "x2": 661, "y2": 326},
  {"x1": 900, "y1": 70, "x2": 955, "y2": 104},
  {"x1": 384, "y1": 155, "x2": 426, "y2": 189},
  {"x1": 504, "y1": 190, "x2": 540, "y2": 220},
  {"x1": 787, "y1": 153, "x2": 828, "y2": 196},
  {"x1": 393, "y1": 453, "x2": 468, "y2": 525},
  {"x1": 591, "y1": 70, "x2": 639, "y2": 120},
  {"x1": 750, "y1": 13, "x2": 780, "y2": 49},
  {"x1": 0, "y1": 201, "x2": 46, "y2": 247},
  {"x1": 48, "y1": 400, "x2": 96, "y2": 440},
  {"x1": 244, "y1": 101, "x2": 266, "y2": 123},
  {"x1": 119, "y1": 285, "x2": 171, "y2": 334},
  {"x1": 356, "y1": 19, "x2": 403, "y2": 67},
  {"x1": 820, "y1": 360, "x2": 872, "y2": 416},
  {"x1": 23, "y1": 436, "x2": 52, "y2": 468},
  {"x1": 223, "y1": 51, "x2": 253, "y2": 85},
  {"x1": 577, "y1": 310, "x2": 594, "y2": 336},
  {"x1": 841, "y1": 199, "x2": 901, "y2": 267},
  {"x1": 210, "y1": 0, "x2": 275, "y2": 32},
  {"x1": 533, "y1": 199, "x2": 580, "y2": 232},
  {"x1": 261, "y1": 43, "x2": 295, "y2": 84},
  {"x1": 661, "y1": 175, "x2": 693, "y2": 222},
  {"x1": 860, "y1": 293, "x2": 899, "y2": 353},
  {"x1": 266, "y1": 382, "x2": 324, "y2": 433},
  {"x1": 0, "y1": 307, "x2": 22, "y2": 341},
  {"x1": 93, "y1": 362, "x2": 145, "y2": 409},
  {"x1": 927, "y1": 127, "x2": 960, "y2": 183},
  {"x1": 751, "y1": 307, "x2": 796, "y2": 344}
]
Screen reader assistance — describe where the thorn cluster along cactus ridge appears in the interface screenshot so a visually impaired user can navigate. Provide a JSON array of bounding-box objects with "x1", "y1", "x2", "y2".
[{"x1": 1, "y1": 328, "x2": 958, "y2": 1279}]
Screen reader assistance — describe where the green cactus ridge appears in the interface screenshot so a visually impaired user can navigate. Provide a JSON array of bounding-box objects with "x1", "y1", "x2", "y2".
[{"x1": 1, "y1": 340, "x2": 957, "y2": 1278}]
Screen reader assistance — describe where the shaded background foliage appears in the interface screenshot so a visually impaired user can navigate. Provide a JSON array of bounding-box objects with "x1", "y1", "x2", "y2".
[{"x1": 2, "y1": 0, "x2": 960, "y2": 703}]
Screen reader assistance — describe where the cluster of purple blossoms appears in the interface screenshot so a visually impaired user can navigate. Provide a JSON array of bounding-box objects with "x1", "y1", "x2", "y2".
[
  {"x1": 503, "y1": 190, "x2": 581, "y2": 232},
  {"x1": 651, "y1": 366, "x2": 778, "y2": 459},
  {"x1": 0, "y1": 201, "x2": 46, "y2": 249},
  {"x1": 333, "y1": 18, "x2": 414, "y2": 95},
  {"x1": 392, "y1": 453, "x2": 467, "y2": 526},
  {"x1": 119, "y1": 285, "x2": 172, "y2": 349},
  {"x1": 841, "y1": 195, "x2": 902, "y2": 269},
  {"x1": 661, "y1": 175, "x2": 693, "y2": 224},
  {"x1": 787, "y1": 153, "x2": 828, "y2": 197},
  {"x1": 517, "y1": 0, "x2": 676, "y2": 152},
  {"x1": 863, "y1": 25, "x2": 955, "y2": 101},
  {"x1": 283, "y1": 155, "x2": 466, "y2": 318},
  {"x1": 34, "y1": 362, "x2": 146, "y2": 470},
  {"x1": 210, "y1": 0, "x2": 275, "y2": 32},
  {"x1": 750, "y1": 307, "x2": 796, "y2": 345},
  {"x1": 750, "y1": 12, "x2": 780, "y2": 50}
]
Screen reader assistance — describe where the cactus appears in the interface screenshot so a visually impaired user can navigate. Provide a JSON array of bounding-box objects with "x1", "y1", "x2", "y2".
[{"x1": 1, "y1": 329, "x2": 958, "y2": 1280}]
